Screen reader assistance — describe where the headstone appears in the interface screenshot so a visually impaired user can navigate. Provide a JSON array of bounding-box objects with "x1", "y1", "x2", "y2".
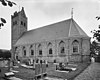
[
  {"x1": 35, "y1": 63, "x2": 41, "y2": 75},
  {"x1": 35, "y1": 63, "x2": 47, "y2": 80},
  {"x1": 42, "y1": 63, "x2": 46, "y2": 73}
]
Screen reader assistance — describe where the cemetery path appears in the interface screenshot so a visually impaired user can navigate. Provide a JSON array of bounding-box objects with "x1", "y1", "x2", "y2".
[{"x1": 74, "y1": 62, "x2": 100, "y2": 80}]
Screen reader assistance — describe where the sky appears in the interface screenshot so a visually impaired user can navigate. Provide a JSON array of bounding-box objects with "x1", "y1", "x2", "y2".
[{"x1": 0, "y1": 0, "x2": 100, "y2": 50}]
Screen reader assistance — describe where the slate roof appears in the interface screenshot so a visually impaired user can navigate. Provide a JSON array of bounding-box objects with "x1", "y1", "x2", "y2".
[{"x1": 15, "y1": 18, "x2": 89, "y2": 46}]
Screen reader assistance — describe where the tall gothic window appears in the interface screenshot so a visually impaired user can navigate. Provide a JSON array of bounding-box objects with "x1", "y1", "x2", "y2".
[
  {"x1": 49, "y1": 48, "x2": 52, "y2": 54},
  {"x1": 59, "y1": 41, "x2": 65, "y2": 54},
  {"x1": 23, "y1": 46, "x2": 26, "y2": 56},
  {"x1": 48, "y1": 42, "x2": 53, "y2": 55},
  {"x1": 31, "y1": 50, "x2": 34, "y2": 55},
  {"x1": 61, "y1": 47, "x2": 65, "y2": 53},
  {"x1": 30, "y1": 45, "x2": 34, "y2": 56},
  {"x1": 38, "y1": 44, "x2": 42, "y2": 56},
  {"x1": 24, "y1": 50, "x2": 26, "y2": 56},
  {"x1": 72, "y1": 40, "x2": 79, "y2": 53},
  {"x1": 39, "y1": 50, "x2": 42, "y2": 55}
]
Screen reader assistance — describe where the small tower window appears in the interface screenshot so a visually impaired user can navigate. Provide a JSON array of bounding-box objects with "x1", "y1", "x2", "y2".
[
  {"x1": 21, "y1": 21, "x2": 23, "y2": 25},
  {"x1": 24, "y1": 23, "x2": 26, "y2": 26}
]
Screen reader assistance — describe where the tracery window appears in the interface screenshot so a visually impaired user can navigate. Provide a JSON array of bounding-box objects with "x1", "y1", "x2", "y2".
[
  {"x1": 59, "y1": 41, "x2": 65, "y2": 54},
  {"x1": 72, "y1": 40, "x2": 79, "y2": 53},
  {"x1": 23, "y1": 46, "x2": 26, "y2": 56},
  {"x1": 38, "y1": 44, "x2": 42, "y2": 56},
  {"x1": 30, "y1": 45, "x2": 34, "y2": 56},
  {"x1": 48, "y1": 42, "x2": 53, "y2": 55},
  {"x1": 49, "y1": 48, "x2": 52, "y2": 54},
  {"x1": 39, "y1": 50, "x2": 42, "y2": 55},
  {"x1": 31, "y1": 50, "x2": 34, "y2": 55},
  {"x1": 24, "y1": 50, "x2": 26, "y2": 56}
]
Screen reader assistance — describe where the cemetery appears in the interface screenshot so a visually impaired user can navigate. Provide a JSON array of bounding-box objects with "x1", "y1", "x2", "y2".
[{"x1": 0, "y1": 58, "x2": 90, "y2": 80}]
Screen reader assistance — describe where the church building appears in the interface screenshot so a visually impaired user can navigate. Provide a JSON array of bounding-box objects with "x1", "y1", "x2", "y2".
[{"x1": 11, "y1": 7, "x2": 90, "y2": 63}]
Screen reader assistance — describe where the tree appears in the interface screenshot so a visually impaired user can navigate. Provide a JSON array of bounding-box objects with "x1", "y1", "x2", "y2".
[
  {"x1": 0, "y1": 50, "x2": 11, "y2": 59},
  {"x1": 90, "y1": 41, "x2": 100, "y2": 55},
  {"x1": 91, "y1": 16, "x2": 100, "y2": 62},
  {"x1": 0, "y1": 0, "x2": 16, "y2": 29},
  {"x1": 91, "y1": 16, "x2": 100, "y2": 42}
]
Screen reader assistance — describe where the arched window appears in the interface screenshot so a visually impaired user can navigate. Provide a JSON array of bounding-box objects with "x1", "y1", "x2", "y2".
[
  {"x1": 21, "y1": 21, "x2": 23, "y2": 25},
  {"x1": 59, "y1": 41, "x2": 65, "y2": 54},
  {"x1": 49, "y1": 48, "x2": 52, "y2": 54},
  {"x1": 38, "y1": 44, "x2": 42, "y2": 56},
  {"x1": 23, "y1": 46, "x2": 26, "y2": 56},
  {"x1": 31, "y1": 50, "x2": 34, "y2": 55},
  {"x1": 39, "y1": 50, "x2": 42, "y2": 55},
  {"x1": 24, "y1": 23, "x2": 26, "y2": 26},
  {"x1": 61, "y1": 47, "x2": 65, "y2": 53},
  {"x1": 30, "y1": 45, "x2": 34, "y2": 56},
  {"x1": 72, "y1": 40, "x2": 79, "y2": 53},
  {"x1": 24, "y1": 49, "x2": 26, "y2": 56},
  {"x1": 48, "y1": 42, "x2": 53, "y2": 55}
]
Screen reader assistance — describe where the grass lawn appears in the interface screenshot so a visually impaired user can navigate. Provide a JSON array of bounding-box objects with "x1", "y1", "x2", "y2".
[
  {"x1": 0, "y1": 62, "x2": 90, "y2": 80},
  {"x1": 0, "y1": 66, "x2": 35, "y2": 80},
  {"x1": 0, "y1": 67, "x2": 9, "y2": 80},
  {"x1": 47, "y1": 62, "x2": 90, "y2": 80},
  {"x1": 13, "y1": 66, "x2": 35, "y2": 80}
]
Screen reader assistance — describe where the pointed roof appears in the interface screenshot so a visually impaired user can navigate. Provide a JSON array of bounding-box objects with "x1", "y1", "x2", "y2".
[
  {"x1": 68, "y1": 19, "x2": 88, "y2": 37},
  {"x1": 11, "y1": 7, "x2": 27, "y2": 19},
  {"x1": 15, "y1": 18, "x2": 89, "y2": 46},
  {"x1": 20, "y1": 7, "x2": 27, "y2": 18}
]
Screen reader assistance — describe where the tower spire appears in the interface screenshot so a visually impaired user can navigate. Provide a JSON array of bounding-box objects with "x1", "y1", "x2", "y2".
[{"x1": 71, "y1": 8, "x2": 73, "y2": 19}]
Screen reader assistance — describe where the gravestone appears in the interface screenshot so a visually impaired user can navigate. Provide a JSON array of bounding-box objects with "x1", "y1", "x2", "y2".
[
  {"x1": 35, "y1": 63, "x2": 47, "y2": 80},
  {"x1": 35, "y1": 63, "x2": 41, "y2": 75}
]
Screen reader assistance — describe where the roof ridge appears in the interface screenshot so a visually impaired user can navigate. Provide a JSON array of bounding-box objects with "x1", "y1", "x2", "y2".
[{"x1": 26, "y1": 18, "x2": 71, "y2": 33}]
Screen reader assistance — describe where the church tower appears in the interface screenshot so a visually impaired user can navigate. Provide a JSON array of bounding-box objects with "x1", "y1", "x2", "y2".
[{"x1": 11, "y1": 7, "x2": 27, "y2": 59}]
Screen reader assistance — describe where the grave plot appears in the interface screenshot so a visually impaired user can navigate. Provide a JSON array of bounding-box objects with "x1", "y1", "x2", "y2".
[{"x1": 56, "y1": 63, "x2": 77, "y2": 73}]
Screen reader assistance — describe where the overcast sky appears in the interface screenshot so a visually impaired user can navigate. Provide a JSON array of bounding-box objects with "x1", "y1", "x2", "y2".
[{"x1": 0, "y1": 0, "x2": 100, "y2": 50}]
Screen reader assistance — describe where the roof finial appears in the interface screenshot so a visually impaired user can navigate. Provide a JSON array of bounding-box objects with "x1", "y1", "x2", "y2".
[{"x1": 71, "y1": 8, "x2": 73, "y2": 19}]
